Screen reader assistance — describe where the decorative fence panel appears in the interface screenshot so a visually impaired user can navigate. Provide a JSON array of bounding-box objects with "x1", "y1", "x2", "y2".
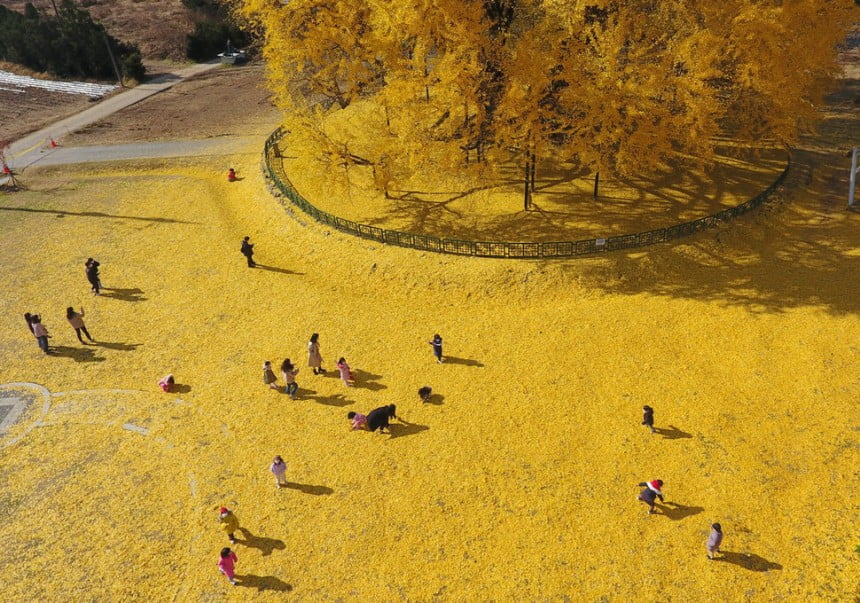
[{"x1": 262, "y1": 128, "x2": 790, "y2": 259}]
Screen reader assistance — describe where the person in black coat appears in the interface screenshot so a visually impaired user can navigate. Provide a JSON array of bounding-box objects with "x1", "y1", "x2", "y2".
[
  {"x1": 642, "y1": 405, "x2": 655, "y2": 433},
  {"x1": 241, "y1": 236, "x2": 256, "y2": 268},
  {"x1": 637, "y1": 480, "x2": 665, "y2": 515},
  {"x1": 366, "y1": 404, "x2": 397, "y2": 433},
  {"x1": 85, "y1": 258, "x2": 101, "y2": 295}
]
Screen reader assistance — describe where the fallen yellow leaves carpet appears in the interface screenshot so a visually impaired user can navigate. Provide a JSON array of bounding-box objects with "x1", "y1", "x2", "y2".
[{"x1": 0, "y1": 138, "x2": 857, "y2": 600}]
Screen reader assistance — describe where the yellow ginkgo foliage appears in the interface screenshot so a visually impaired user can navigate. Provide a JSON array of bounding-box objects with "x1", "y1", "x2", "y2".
[{"x1": 238, "y1": 0, "x2": 855, "y2": 205}]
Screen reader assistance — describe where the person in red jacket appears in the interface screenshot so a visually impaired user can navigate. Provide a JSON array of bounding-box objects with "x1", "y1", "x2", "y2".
[
  {"x1": 227, "y1": 168, "x2": 237, "y2": 182},
  {"x1": 637, "y1": 479, "x2": 665, "y2": 514}
]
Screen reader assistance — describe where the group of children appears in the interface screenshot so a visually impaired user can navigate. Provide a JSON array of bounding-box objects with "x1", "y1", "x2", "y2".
[{"x1": 638, "y1": 406, "x2": 725, "y2": 560}]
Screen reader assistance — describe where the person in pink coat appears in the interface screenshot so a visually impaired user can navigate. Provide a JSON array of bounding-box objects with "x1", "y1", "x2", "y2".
[
  {"x1": 218, "y1": 547, "x2": 238, "y2": 585},
  {"x1": 336, "y1": 357, "x2": 353, "y2": 387}
]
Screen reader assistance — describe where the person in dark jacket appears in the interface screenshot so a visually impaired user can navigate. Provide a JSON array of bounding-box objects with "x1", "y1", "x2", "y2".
[
  {"x1": 637, "y1": 479, "x2": 664, "y2": 514},
  {"x1": 24, "y1": 312, "x2": 34, "y2": 334},
  {"x1": 85, "y1": 258, "x2": 101, "y2": 295},
  {"x1": 240, "y1": 236, "x2": 256, "y2": 268},
  {"x1": 642, "y1": 405, "x2": 655, "y2": 433},
  {"x1": 366, "y1": 404, "x2": 398, "y2": 433}
]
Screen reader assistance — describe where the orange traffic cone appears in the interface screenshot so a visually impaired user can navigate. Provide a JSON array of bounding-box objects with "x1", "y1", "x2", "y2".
[{"x1": 50, "y1": 138, "x2": 58, "y2": 148}]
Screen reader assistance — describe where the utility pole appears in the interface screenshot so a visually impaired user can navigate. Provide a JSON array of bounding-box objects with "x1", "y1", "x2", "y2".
[{"x1": 101, "y1": 29, "x2": 124, "y2": 87}]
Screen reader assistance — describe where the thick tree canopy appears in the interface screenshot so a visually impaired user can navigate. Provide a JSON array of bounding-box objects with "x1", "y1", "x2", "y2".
[{"x1": 240, "y1": 0, "x2": 854, "y2": 190}]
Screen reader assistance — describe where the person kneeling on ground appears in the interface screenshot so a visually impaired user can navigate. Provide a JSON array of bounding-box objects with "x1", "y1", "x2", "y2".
[
  {"x1": 347, "y1": 411, "x2": 368, "y2": 431},
  {"x1": 366, "y1": 404, "x2": 398, "y2": 434},
  {"x1": 418, "y1": 386, "x2": 432, "y2": 403}
]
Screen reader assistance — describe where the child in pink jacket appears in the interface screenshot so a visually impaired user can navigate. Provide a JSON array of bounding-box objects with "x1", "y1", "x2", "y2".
[
  {"x1": 218, "y1": 547, "x2": 238, "y2": 585},
  {"x1": 336, "y1": 357, "x2": 353, "y2": 387}
]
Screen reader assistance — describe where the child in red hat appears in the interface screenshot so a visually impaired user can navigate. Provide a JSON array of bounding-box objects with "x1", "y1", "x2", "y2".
[
  {"x1": 636, "y1": 480, "x2": 665, "y2": 515},
  {"x1": 218, "y1": 507, "x2": 240, "y2": 543}
]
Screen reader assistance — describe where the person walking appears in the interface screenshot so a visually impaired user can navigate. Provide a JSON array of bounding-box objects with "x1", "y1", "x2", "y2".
[
  {"x1": 85, "y1": 258, "x2": 101, "y2": 295},
  {"x1": 307, "y1": 333, "x2": 326, "y2": 374},
  {"x1": 30, "y1": 315, "x2": 50, "y2": 354},
  {"x1": 706, "y1": 523, "x2": 724, "y2": 560},
  {"x1": 336, "y1": 357, "x2": 353, "y2": 387},
  {"x1": 218, "y1": 507, "x2": 240, "y2": 544},
  {"x1": 642, "y1": 405, "x2": 655, "y2": 434},
  {"x1": 66, "y1": 306, "x2": 94, "y2": 343},
  {"x1": 218, "y1": 547, "x2": 238, "y2": 586},
  {"x1": 270, "y1": 455, "x2": 288, "y2": 488},
  {"x1": 280, "y1": 359, "x2": 299, "y2": 399},
  {"x1": 240, "y1": 236, "x2": 256, "y2": 268},
  {"x1": 428, "y1": 334, "x2": 443, "y2": 363},
  {"x1": 262, "y1": 361, "x2": 278, "y2": 391},
  {"x1": 637, "y1": 479, "x2": 665, "y2": 514}
]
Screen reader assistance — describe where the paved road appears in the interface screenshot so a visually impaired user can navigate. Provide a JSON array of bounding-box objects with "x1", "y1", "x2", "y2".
[
  {"x1": 13, "y1": 136, "x2": 261, "y2": 168},
  {"x1": 6, "y1": 61, "x2": 221, "y2": 171}
]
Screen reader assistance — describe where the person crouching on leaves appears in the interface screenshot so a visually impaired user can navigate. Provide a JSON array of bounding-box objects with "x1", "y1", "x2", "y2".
[
  {"x1": 218, "y1": 507, "x2": 239, "y2": 543},
  {"x1": 158, "y1": 374, "x2": 175, "y2": 393},
  {"x1": 366, "y1": 404, "x2": 398, "y2": 434},
  {"x1": 637, "y1": 479, "x2": 664, "y2": 515},
  {"x1": 227, "y1": 168, "x2": 237, "y2": 182},
  {"x1": 418, "y1": 386, "x2": 432, "y2": 403},
  {"x1": 347, "y1": 411, "x2": 368, "y2": 431}
]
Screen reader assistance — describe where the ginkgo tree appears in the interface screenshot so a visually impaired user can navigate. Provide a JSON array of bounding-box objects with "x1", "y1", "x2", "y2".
[{"x1": 239, "y1": 0, "x2": 855, "y2": 208}]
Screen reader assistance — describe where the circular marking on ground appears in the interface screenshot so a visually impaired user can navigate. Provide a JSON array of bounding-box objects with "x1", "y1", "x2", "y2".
[{"x1": 0, "y1": 382, "x2": 52, "y2": 449}]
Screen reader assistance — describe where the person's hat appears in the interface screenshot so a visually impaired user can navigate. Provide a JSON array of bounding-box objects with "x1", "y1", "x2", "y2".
[{"x1": 219, "y1": 507, "x2": 228, "y2": 514}]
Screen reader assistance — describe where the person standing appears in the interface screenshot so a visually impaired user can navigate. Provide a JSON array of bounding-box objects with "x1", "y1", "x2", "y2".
[
  {"x1": 30, "y1": 315, "x2": 50, "y2": 354},
  {"x1": 336, "y1": 357, "x2": 353, "y2": 387},
  {"x1": 706, "y1": 523, "x2": 724, "y2": 560},
  {"x1": 263, "y1": 361, "x2": 278, "y2": 390},
  {"x1": 636, "y1": 479, "x2": 665, "y2": 515},
  {"x1": 218, "y1": 547, "x2": 238, "y2": 586},
  {"x1": 240, "y1": 236, "x2": 256, "y2": 268},
  {"x1": 428, "y1": 334, "x2": 443, "y2": 363},
  {"x1": 307, "y1": 333, "x2": 326, "y2": 374},
  {"x1": 270, "y1": 455, "x2": 288, "y2": 488},
  {"x1": 85, "y1": 258, "x2": 101, "y2": 295},
  {"x1": 218, "y1": 507, "x2": 240, "y2": 544},
  {"x1": 66, "y1": 306, "x2": 94, "y2": 343},
  {"x1": 642, "y1": 405, "x2": 655, "y2": 434},
  {"x1": 280, "y1": 359, "x2": 299, "y2": 399}
]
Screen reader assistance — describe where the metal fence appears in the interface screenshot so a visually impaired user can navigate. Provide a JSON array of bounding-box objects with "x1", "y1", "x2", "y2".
[{"x1": 262, "y1": 127, "x2": 790, "y2": 259}]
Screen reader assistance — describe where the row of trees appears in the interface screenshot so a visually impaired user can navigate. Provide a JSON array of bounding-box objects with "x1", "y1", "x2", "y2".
[
  {"x1": 240, "y1": 0, "x2": 854, "y2": 207},
  {"x1": 0, "y1": 1, "x2": 144, "y2": 82}
]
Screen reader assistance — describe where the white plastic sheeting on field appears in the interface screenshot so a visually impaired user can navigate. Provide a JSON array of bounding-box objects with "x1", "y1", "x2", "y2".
[{"x1": 0, "y1": 70, "x2": 115, "y2": 97}]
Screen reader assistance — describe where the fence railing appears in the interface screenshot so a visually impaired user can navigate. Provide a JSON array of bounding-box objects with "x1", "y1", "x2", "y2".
[{"x1": 262, "y1": 127, "x2": 790, "y2": 259}]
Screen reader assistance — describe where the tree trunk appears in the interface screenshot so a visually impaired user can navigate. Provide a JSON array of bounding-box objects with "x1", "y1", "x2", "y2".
[
  {"x1": 530, "y1": 152, "x2": 536, "y2": 191},
  {"x1": 523, "y1": 157, "x2": 531, "y2": 210},
  {"x1": 593, "y1": 171, "x2": 600, "y2": 199}
]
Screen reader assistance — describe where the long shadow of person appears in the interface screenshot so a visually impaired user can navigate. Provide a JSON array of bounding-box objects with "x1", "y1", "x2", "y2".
[
  {"x1": 49, "y1": 345, "x2": 106, "y2": 363},
  {"x1": 92, "y1": 341, "x2": 142, "y2": 352},
  {"x1": 301, "y1": 389, "x2": 352, "y2": 407},
  {"x1": 655, "y1": 502, "x2": 704, "y2": 521},
  {"x1": 717, "y1": 551, "x2": 783, "y2": 571},
  {"x1": 234, "y1": 574, "x2": 293, "y2": 592},
  {"x1": 100, "y1": 287, "x2": 146, "y2": 302},
  {"x1": 283, "y1": 482, "x2": 334, "y2": 495},
  {"x1": 388, "y1": 419, "x2": 430, "y2": 439},
  {"x1": 253, "y1": 264, "x2": 305, "y2": 276},
  {"x1": 425, "y1": 393, "x2": 445, "y2": 405},
  {"x1": 653, "y1": 425, "x2": 693, "y2": 439},
  {"x1": 236, "y1": 528, "x2": 286, "y2": 557},
  {"x1": 443, "y1": 356, "x2": 484, "y2": 367},
  {"x1": 352, "y1": 369, "x2": 387, "y2": 391}
]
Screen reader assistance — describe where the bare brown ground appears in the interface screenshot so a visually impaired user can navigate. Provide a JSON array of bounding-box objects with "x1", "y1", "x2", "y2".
[
  {"x1": 1, "y1": 0, "x2": 192, "y2": 60},
  {"x1": 0, "y1": 86, "x2": 93, "y2": 145},
  {"x1": 63, "y1": 64, "x2": 281, "y2": 145}
]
